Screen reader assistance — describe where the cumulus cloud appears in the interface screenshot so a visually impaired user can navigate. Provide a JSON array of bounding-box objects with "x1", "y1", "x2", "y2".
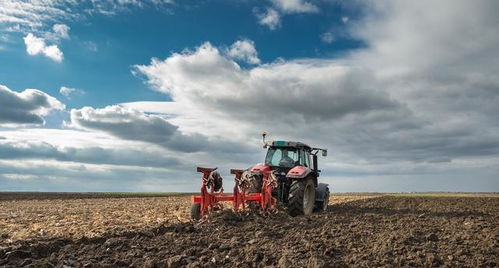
[
  {"x1": 255, "y1": 8, "x2": 281, "y2": 30},
  {"x1": 53, "y1": 24, "x2": 69, "y2": 38},
  {"x1": 3, "y1": 0, "x2": 499, "y2": 192},
  {"x1": 46, "y1": 23, "x2": 70, "y2": 41},
  {"x1": 256, "y1": 0, "x2": 318, "y2": 30},
  {"x1": 136, "y1": 42, "x2": 398, "y2": 124},
  {"x1": 226, "y1": 39, "x2": 261, "y2": 65},
  {"x1": 70, "y1": 105, "x2": 254, "y2": 154},
  {"x1": 71, "y1": 105, "x2": 177, "y2": 144},
  {"x1": 0, "y1": 139, "x2": 180, "y2": 168},
  {"x1": 0, "y1": 85, "x2": 65, "y2": 125},
  {"x1": 0, "y1": 127, "x2": 261, "y2": 191},
  {"x1": 23, "y1": 33, "x2": 63, "y2": 62},
  {"x1": 60, "y1": 86, "x2": 85, "y2": 99},
  {"x1": 135, "y1": 0, "x2": 499, "y2": 170},
  {"x1": 271, "y1": 0, "x2": 319, "y2": 14}
]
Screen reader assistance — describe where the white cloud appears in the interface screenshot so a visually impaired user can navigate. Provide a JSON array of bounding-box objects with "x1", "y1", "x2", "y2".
[
  {"x1": 0, "y1": 0, "x2": 174, "y2": 34},
  {"x1": 2, "y1": 174, "x2": 37, "y2": 181},
  {"x1": 51, "y1": 23, "x2": 70, "y2": 40},
  {"x1": 256, "y1": 8, "x2": 281, "y2": 30},
  {"x1": 341, "y1": 16, "x2": 349, "y2": 23},
  {"x1": 135, "y1": 42, "x2": 400, "y2": 145},
  {"x1": 23, "y1": 34, "x2": 44, "y2": 55},
  {"x1": 0, "y1": 127, "x2": 259, "y2": 191},
  {"x1": 69, "y1": 105, "x2": 252, "y2": 154},
  {"x1": 135, "y1": 0, "x2": 499, "y2": 186},
  {"x1": 226, "y1": 39, "x2": 261, "y2": 65},
  {"x1": 121, "y1": 101, "x2": 182, "y2": 115},
  {"x1": 70, "y1": 105, "x2": 178, "y2": 142},
  {"x1": 23, "y1": 33, "x2": 63, "y2": 62},
  {"x1": 320, "y1": 32, "x2": 334, "y2": 43},
  {"x1": 0, "y1": 158, "x2": 195, "y2": 192},
  {"x1": 0, "y1": 84, "x2": 65, "y2": 126},
  {"x1": 0, "y1": 134, "x2": 181, "y2": 168},
  {"x1": 42, "y1": 44, "x2": 64, "y2": 62},
  {"x1": 256, "y1": 0, "x2": 318, "y2": 30},
  {"x1": 59, "y1": 86, "x2": 85, "y2": 99},
  {"x1": 271, "y1": 0, "x2": 319, "y2": 14},
  {"x1": 3, "y1": 0, "x2": 499, "y2": 192}
]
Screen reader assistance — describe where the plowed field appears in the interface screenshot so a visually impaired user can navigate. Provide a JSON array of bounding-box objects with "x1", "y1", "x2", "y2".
[{"x1": 1, "y1": 193, "x2": 497, "y2": 267}]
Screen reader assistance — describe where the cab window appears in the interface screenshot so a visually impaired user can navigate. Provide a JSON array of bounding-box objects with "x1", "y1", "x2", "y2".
[
  {"x1": 265, "y1": 147, "x2": 299, "y2": 167},
  {"x1": 299, "y1": 150, "x2": 310, "y2": 167}
]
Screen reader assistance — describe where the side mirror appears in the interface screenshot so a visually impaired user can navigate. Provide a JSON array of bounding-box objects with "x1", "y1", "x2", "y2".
[{"x1": 322, "y1": 150, "x2": 327, "y2": 157}]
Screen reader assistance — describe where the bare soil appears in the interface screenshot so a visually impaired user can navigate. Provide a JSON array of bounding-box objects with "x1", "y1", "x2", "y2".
[
  {"x1": 0, "y1": 195, "x2": 192, "y2": 243},
  {"x1": 0, "y1": 192, "x2": 188, "y2": 201},
  {"x1": 0, "y1": 194, "x2": 497, "y2": 267}
]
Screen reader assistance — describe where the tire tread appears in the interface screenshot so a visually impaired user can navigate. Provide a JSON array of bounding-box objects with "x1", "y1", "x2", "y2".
[{"x1": 288, "y1": 178, "x2": 314, "y2": 217}]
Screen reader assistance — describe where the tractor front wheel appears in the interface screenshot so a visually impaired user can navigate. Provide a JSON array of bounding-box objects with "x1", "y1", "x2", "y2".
[
  {"x1": 191, "y1": 203, "x2": 201, "y2": 220},
  {"x1": 288, "y1": 178, "x2": 315, "y2": 217}
]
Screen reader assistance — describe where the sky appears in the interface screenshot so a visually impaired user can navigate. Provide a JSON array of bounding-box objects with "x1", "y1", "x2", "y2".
[{"x1": 0, "y1": 0, "x2": 498, "y2": 192}]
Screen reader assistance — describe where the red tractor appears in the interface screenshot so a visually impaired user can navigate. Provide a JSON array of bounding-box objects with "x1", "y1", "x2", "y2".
[{"x1": 191, "y1": 132, "x2": 329, "y2": 219}]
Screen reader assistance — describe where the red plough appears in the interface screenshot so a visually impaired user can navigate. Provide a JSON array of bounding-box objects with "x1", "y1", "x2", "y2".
[{"x1": 191, "y1": 167, "x2": 277, "y2": 220}]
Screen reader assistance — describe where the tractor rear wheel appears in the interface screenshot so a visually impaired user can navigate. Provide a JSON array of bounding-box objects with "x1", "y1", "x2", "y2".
[
  {"x1": 191, "y1": 203, "x2": 201, "y2": 220},
  {"x1": 288, "y1": 178, "x2": 315, "y2": 217},
  {"x1": 246, "y1": 173, "x2": 263, "y2": 193}
]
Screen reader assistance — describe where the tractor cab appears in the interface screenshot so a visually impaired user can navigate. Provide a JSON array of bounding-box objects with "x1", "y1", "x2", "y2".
[{"x1": 264, "y1": 141, "x2": 323, "y2": 172}]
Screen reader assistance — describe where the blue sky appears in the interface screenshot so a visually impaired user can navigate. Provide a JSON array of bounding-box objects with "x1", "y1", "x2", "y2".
[
  {"x1": 0, "y1": 0, "x2": 498, "y2": 192},
  {"x1": 1, "y1": 1, "x2": 363, "y2": 109}
]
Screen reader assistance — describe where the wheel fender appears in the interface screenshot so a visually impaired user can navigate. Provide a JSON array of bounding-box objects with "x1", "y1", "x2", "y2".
[
  {"x1": 286, "y1": 166, "x2": 311, "y2": 180},
  {"x1": 250, "y1": 163, "x2": 271, "y2": 173},
  {"x1": 315, "y1": 183, "x2": 329, "y2": 201}
]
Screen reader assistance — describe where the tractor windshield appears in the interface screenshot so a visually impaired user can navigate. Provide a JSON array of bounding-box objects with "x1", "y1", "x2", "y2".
[{"x1": 265, "y1": 147, "x2": 299, "y2": 168}]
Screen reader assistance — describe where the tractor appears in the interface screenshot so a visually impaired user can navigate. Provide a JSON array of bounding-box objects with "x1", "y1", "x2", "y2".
[
  {"x1": 191, "y1": 132, "x2": 329, "y2": 219},
  {"x1": 254, "y1": 131, "x2": 329, "y2": 216}
]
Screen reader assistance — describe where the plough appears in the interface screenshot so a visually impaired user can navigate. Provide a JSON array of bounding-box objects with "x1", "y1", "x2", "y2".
[{"x1": 190, "y1": 167, "x2": 277, "y2": 220}]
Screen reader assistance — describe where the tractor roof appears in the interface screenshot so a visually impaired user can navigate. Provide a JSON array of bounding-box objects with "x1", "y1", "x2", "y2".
[{"x1": 271, "y1": 141, "x2": 311, "y2": 150}]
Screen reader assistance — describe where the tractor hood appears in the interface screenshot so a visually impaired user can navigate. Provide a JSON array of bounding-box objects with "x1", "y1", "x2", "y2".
[{"x1": 287, "y1": 166, "x2": 312, "y2": 179}]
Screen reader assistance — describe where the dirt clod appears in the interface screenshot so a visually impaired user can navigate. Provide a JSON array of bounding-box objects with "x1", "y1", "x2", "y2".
[
  {"x1": 426, "y1": 233, "x2": 439, "y2": 241},
  {"x1": 166, "y1": 255, "x2": 183, "y2": 268}
]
